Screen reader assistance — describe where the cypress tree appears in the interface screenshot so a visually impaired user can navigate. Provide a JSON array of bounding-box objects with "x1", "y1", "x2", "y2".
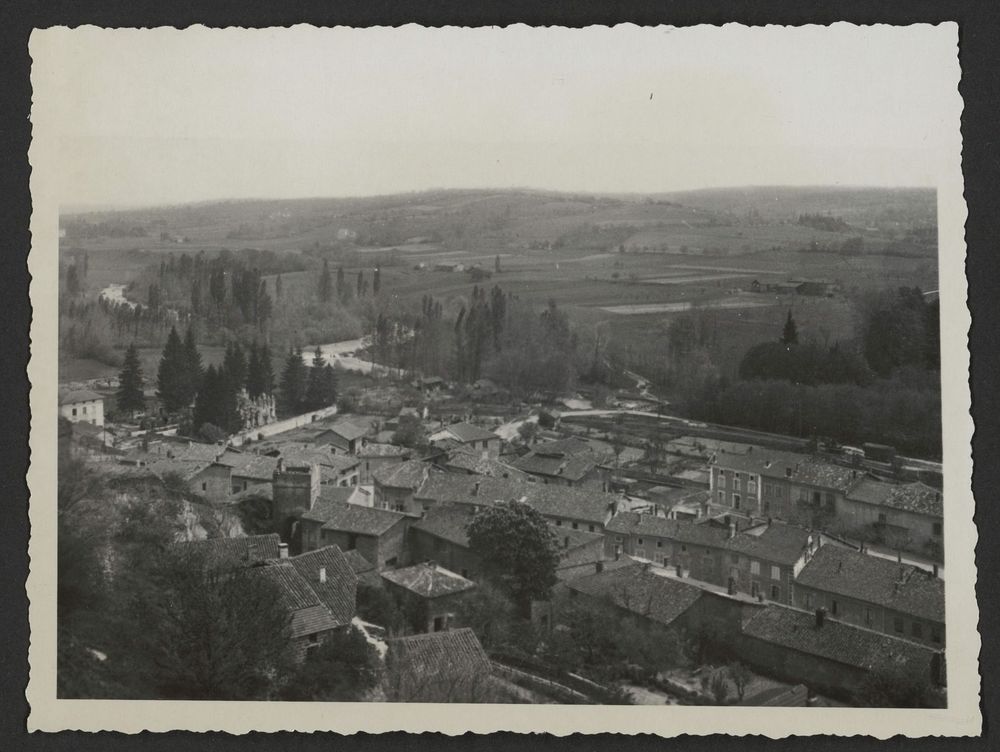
[
  {"x1": 304, "y1": 347, "x2": 328, "y2": 410},
  {"x1": 356, "y1": 270, "x2": 364, "y2": 298},
  {"x1": 320, "y1": 363, "x2": 338, "y2": 408},
  {"x1": 337, "y1": 266, "x2": 346, "y2": 301},
  {"x1": 117, "y1": 343, "x2": 145, "y2": 416},
  {"x1": 279, "y1": 347, "x2": 307, "y2": 414},
  {"x1": 259, "y1": 344, "x2": 275, "y2": 395},
  {"x1": 193, "y1": 364, "x2": 219, "y2": 430},
  {"x1": 373, "y1": 266, "x2": 381, "y2": 296},
  {"x1": 782, "y1": 310, "x2": 799, "y2": 346},
  {"x1": 223, "y1": 342, "x2": 248, "y2": 392},
  {"x1": 319, "y1": 259, "x2": 333, "y2": 303},
  {"x1": 183, "y1": 325, "x2": 203, "y2": 405},
  {"x1": 157, "y1": 326, "x2": 188, "y2": 412},
  {"x1": 246, "y1": 342, "x2": 264, "y2": 399}
]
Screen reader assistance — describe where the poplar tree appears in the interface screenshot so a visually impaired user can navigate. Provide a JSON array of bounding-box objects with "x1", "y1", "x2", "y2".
[
  {"x1": 319, "y1": 259, "x2": 333, "y2": 303},
  {"x1": 336, "y1": 266, "x2": 346, "y2": 301},
  {"x1": 279, "y1": 347, "x2": 307, "y2": 414},
  {"x1": 373, "y1": 266, "x2": 381, "y2": 296},
  {"x1": 782, "y1": 310, "x2": 799, "y2": 346},
  {"x1": 183, "y1": 326, "x2": 203, "y2": 404}
]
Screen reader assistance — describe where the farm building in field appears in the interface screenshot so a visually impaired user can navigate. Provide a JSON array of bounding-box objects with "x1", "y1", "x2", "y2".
[{"x1": 59, "y1": 389, "x2": 105, "y2": 427}]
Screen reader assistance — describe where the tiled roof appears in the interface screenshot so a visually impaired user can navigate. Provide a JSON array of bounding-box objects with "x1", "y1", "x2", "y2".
[
  {"x1": 177, "y1": 533, "x2": 282, "y2": 570},
  {"x1": 415, "y1": 473, "x2": 531, "y2": 505},
  {"x1": 441, "y1": 422, "x2": 499, "y2": 443},
  {"x1": 411, "y1": 504, "x2": 476, "y2": 547},
  {"x1": 444, "y1": 448, "x2": 525, "y2": 478},
  {"x1": 256, "y1": 562, "x2": 341, "y2": 638},
  {"x1": 725, "y1": 522, "x2": 813, "y2": 566},
  {"x1": 342, "y1": 548, "x2": 376, "y2": 575},
  {"x1": 740, "y1": 684, "x2": 809, "y2": 707},
  {"x1": 301, "y1": 498, "x2": 407, "y2": 537},
  {"x1": 147, "y1": 457, "x2": 213, "y2": 482},
  {"x1": 59, "y1": 389, "x2": 103, "y2": 405},
  {"x1": 522, "y1": 484, "x2": 618, "y2": 526},
  {"x1": 358, "y1": 442, "x2": 410, "y2": 458},
  {"x1": 381, "y1": 562, "x2": 476, "y2": 599},
  {"x1": 288, "y1": 546, "x2": 358, "y2": 627},
  {"x1": 219, "y1": 452, "x2": 280, "y2": 481},
  {"x1": 741, "y1": 604, "x2": 938, "y2": 672},
  {"x1": 272, "y1": 444, "x2": 359, "y2": 473},
  {"x1": 230, "y1": 483, "x2": 273, "y2": 502},
  {"x1": 554, "y1": 528, "x2": 606, "y2": 568},
  {"x1": 323, "y1": 420, "x2": 372, "y2": 442},
  {"x1": 714, "y1": 449, "x2": 859, "y2": 493},
  {"x1": 386, "y1": 628, "x2": 490, "y2": 687},
  {"x1": 162, "y1": 442, "x2": 225, "y2": 463},
  {"x1": 846, "y1": 477, "x2": 944, "y2": 516},
  {"x1": 373, "y1": 460, "x2": 429, "y2": 489},
  {"x1": 512, "y1": 451, "x2": 600, "y2": 482},
  {"x1": 606, "y1": 512, "x2": 732, "y2": 548},
  {"x1": 794, "y1": 545, "x2": 944, "y2": 622},
  {"x1": 317, "y1": 485, "x2": 358, "y2": 505},
  {"x1": 564, "y1": 563, "x2": 704, "y2": 627}
]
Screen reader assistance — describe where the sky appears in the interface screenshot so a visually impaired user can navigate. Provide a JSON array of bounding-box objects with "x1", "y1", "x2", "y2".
[{"x1": 30, "y1": 24, "x2": 960, "y2": 209}]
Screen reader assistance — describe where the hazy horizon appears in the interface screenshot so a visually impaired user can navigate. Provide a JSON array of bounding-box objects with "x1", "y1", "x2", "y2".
[{"x1": 33, "y1": 25, "x2": 957, "y2": 209}]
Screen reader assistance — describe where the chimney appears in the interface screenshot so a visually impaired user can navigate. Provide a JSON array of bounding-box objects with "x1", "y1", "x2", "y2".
[
  {"x1": 319, "y1": 566, "x2": 327, "y2": 583},
  {"x1": 932, "y1": 563, "x2": 939, "y2": 578},
  {"x1": 473, "y1": 481, "x2": 481, "y2": 496},
  {"x1": 785, "y1": 467, "x2": 793, "y2": 478},
  {"x1": 279, "y1": 542, "x2": 288, "y2": 559},
  {"x1": 277, "y1": 457, "x2": 285, "y2": 473},
  {"x1": 815, "y1": 607, "x2": 826, "y2": 628},
  {"x1": 728, "y1": 521, "x2": 737, "y2": 539}
]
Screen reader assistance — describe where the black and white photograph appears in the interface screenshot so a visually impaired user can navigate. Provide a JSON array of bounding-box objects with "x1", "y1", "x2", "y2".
[{"x1": 26, "y1": 23, "x2": 977, "y2": 736}]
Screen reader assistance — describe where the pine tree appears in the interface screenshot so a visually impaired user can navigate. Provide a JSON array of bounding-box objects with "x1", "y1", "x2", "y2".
[
  {"x1": 320, "y1": 363, "x2": 338, "y2": 408},
  {"x1": 373, "y1": 266, "x2": 381, "y2": 296},
  {"x1": 157, "y1": 326, "x2": 189, "y2": 412},
  {"x1": 279, "y1": 347, "x2": 307, "y2": 414},
  {"x1": 319, "y1": 259, "x2": 333, "y2": 303},
  {"x1": 193, "y1": 364, "x2": 220, "y2": 430},
  {"x1": 183, "y1": 326, "x2": 203, "y2": 405},
  {"x1": 116, "y1": 343, "x2": 145, "y2": 416},
  {"x1": 782, "y1": 309, "x2": 799, "y2": 346}
]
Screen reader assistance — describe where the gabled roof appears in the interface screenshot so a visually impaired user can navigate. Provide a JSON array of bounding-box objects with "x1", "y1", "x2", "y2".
[
  {"x1": 512, "y1": 449, "x2": 602, "y2": 483},
  {"x1": 443, "y1": 448, "x2": 525, "y2": 478},
  {"x1": 741, "y1": 603, "x2": 938, "y2": 672},
  {"x1": 256, "y1": 561, "x2": 340, "y2": 638},
  {"x1": 59, "y1": 389, "x2": 103, "y2": 405},
  {"x1": 564, "y1": 563, "x2": 704, "y2": 627},
  {"x1": 373, "y1": 460, "x2": 429, "y2": 490},
  {"x1": 385, "y1": 627, "x2": 490, "y2": 682},
  {"x1": 317, "y1": 485, "x2": 358, "y2": 505},
  {"x1": 301, "y1": 498, "x2": 407, "y2": 537},
  {"x1": 319, "y1": 420, "x2": 372, "y2": 442},
  {"x1": 218, "y1": 451, "x2": 280, "y2": 481},
  {"x1": 725, "y1": 522, "x2": 813, "y2": 566},
  {"x1": 270, "y1": 444, "x2": 359, "y2": 473},
  {"x1": 342, "y1": 548, "x2": 376, "y2": 576},
  {"x1": 440, "y1": 422, "x2": 499, "y2": 443},
  {"x1": 176, "y1": 533, "x2": 281, "y2": 570},
  {"x1": 147, "y1": 457, "x2": 214, "y2": 482},
  {"x1": 288, "y1": 546, "x2": 357, "y2": 627},
  {"x1": 713, "y1": 449, "x2": 859, "y2": 493},
  {"x1": 606, "y1": 512, "x2": 732, "y2": 548},
  {"x1": 381, "y1": 562, "x2": 476, "y2": 599},
  {"x1": 848, "y1": 479, "x2": 943, "y2": 518},
  {"x1": 794, "y1": 544, "x2": 944, "y2": 622},
  {"x1": 411, "y1": 504, "x2": 476, "y2": 547},
  {"x1": 523, "y1": 484, "x2": 617, "y2": 526},
  {"x1": 415, "y1": 473, "x2": 531, "y2": 505}
]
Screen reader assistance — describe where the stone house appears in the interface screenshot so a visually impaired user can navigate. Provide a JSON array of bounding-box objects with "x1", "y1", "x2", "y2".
[
  {"x1": 839, "y1": 478, "x2": 943, "y2": 557},
  {"x1": 59, "y1": 389, "x2": 105, "y2": 427},
  {"x1": 373, "y1": 460, "x2": 432, "y2": 514},
  {"x1": 357, "y1": 442, "x2": 411, "y2": 485},
  {"x1": 428, "y1": 422, "x2": 502, "y2": 459},
  {"x1": 381, "y1": 562, "x2": 477, "y2": 634},
  {"x1": 792, "y1": 544, "x2": 945, "y2": 647},
  {"x1": 299, "y1": 498, "x2": 410, "y2": 570}
]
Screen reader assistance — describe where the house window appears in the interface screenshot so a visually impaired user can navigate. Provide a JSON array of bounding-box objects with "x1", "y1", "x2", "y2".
[
  {"x1": 72, "y1": 408, "x2": 77, "y2": 416},
  {"x1": 681, "y1": 545, "x2": 687, "y2": 552},
  {"x1": 637, "y1": 538, "x2": 644, "y2": 546},
  {"x1": 656, "y1": 541, "x2": 663, "y2": 548},
  {"x1": 763, "y1": 500, "x2": 771, "y2": 514},
  {"x1": 748, "y1": 481, "x2": 757, "y2": 494},
  {"x1": 933, "y1": 522, "x2": 942, "y2": 537},
  {"x1": 717, "y1": 491, "x2": 724, "y2": 504},
  {"x1": 831, "y1": 599, "x2": 839, "y2": 616},
  {"x1": 750, "y1": 561, "x2": 760, "y2": 576},
  {"x1": 770, "y1": 585, "x2": 780, "y2": 600},
  {"x1": 734, "y1": 478, "x2": 742, "y2": 492},
  {"x1": 733, "y1": 494, "x2": 741, "y2": 510},
  {"x1": 572, "y1": 522, "x2": 579, "y2": 530},
  {"x1": 912, "y1": 622, "x2": 923, "y2": 639},
  {"x1": 588, "y1": 525, "x2": 596, "y2": 533},
  {"x1": 720, "y1": 472, "x2": 727, "y2": 488},
  {"x1": 555, "y1": 520, "x2": 562, "y2": 527},
  {"x1": 82, "y1": 406, "x2": 87, "y2": 415},
  {"x1": 201, "y1": 482, "x2": 207, "y2": 491},
  {"x1": 893, "y1": 617, "x2": 904, "y2": 634},
  {"x1": 751, "y1": 581, "x2": 760, "y2": 598},
  {"x1": 770, "y1": 565, "x2": 781, "y2": 580},
  {"x1": 433, "y1": 616, "x2": 445, "y2": 632}
]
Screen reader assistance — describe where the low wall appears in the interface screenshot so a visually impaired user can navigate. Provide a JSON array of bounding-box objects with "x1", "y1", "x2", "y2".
[{"x1": 229, "y1": 405, "x2": 339, "y2": 447}]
